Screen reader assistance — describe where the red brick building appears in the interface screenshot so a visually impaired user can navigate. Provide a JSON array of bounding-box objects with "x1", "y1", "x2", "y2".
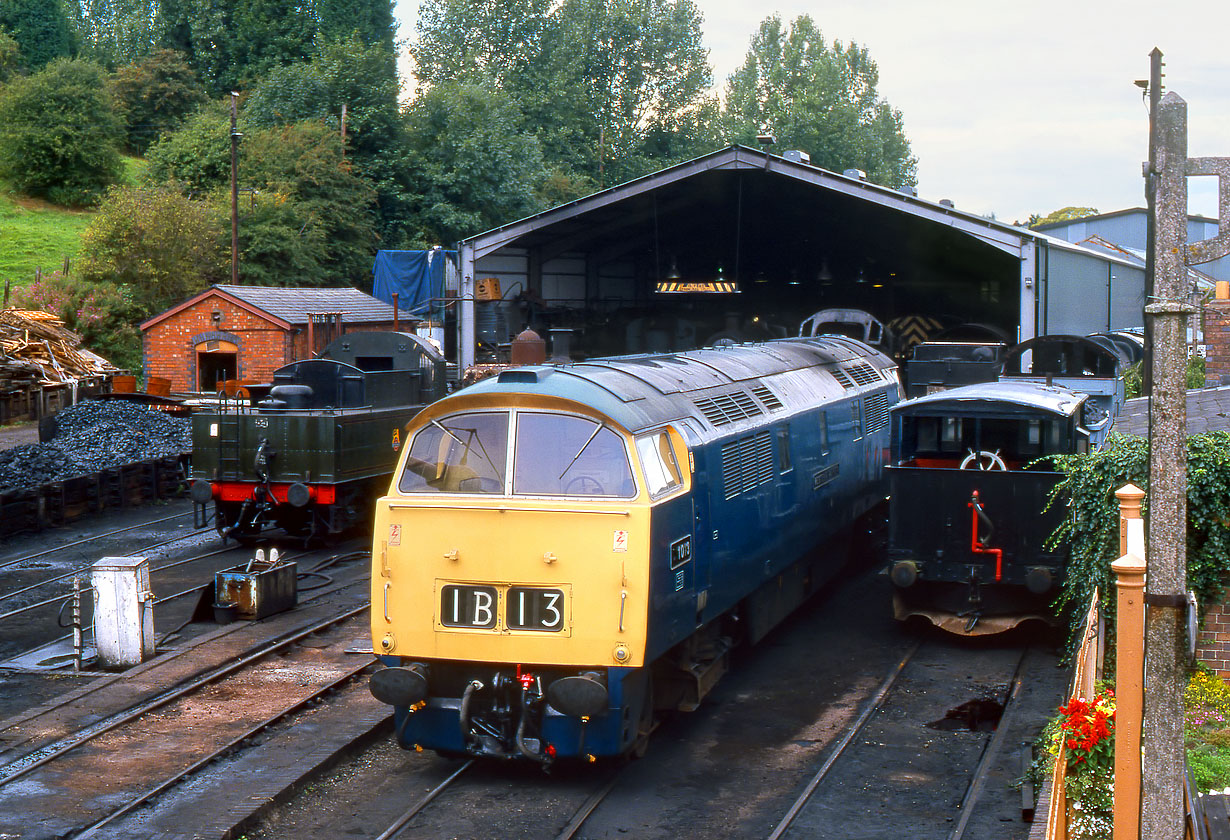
[{"x1": 140, "y1": 285, "x2": 408, "y2": 393}]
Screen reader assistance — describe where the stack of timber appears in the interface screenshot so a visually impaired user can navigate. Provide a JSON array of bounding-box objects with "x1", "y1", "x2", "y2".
[{"x1": 0, "y1": 308, "x2": 118, "y2": 423}]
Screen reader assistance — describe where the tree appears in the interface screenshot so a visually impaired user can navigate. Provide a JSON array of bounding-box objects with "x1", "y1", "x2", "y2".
[
  {"x1": 409, "y1": 0, "x2": 716, "y2": 187},
  {"x1": 71, "y1": 0, "x2": 158, "y2": 68},
  {"x1": 0, "y1": 58, "x2": 123, "y2": 205},
  {"x1": 398, "y1": 81, "x2": 545, "y2": 246},
  {"x1": 0, "y1": 26, "x2": 20, "y2": 82},
  {"x1": 151, "y1": 0, "x2": 317, "y2": 96},
  {"x1": 1029, "y1": 206, "x2": 1099, "y2": 229},
  {"x1": 316, "y1": 0, "x2": 396, "y2": 56},
  {"x1": 149, "y1": 114, "x2": 379, "y2": 285},
  {"x1": 0, "y1": 0, "x2": 73, "y2": 70},
  {"x1": 77, "y1": 184, "x2": 227, "y2": 313},
  {"x1": 724, "y1": 15, "x2": 917, "y2": 189},
  {"x1": 239, "y1": 120, "x2": 379, "y2": 285},
  {"x1": 243, "y1": 35, "x2": 399, "y2": 161},
  {"x1": 109, "y1": 48, "x2": 208, "y2": 153},
  {"x1": 532, "y1": 0, "x2": 714, "y2": 185},
  {"x1": 410, "y1": 0, "x2": 551, "y2": 90}
]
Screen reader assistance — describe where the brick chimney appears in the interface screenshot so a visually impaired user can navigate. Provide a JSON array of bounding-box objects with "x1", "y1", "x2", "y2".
[{"x1": 1202, "y1": 283, "x2": 1230, "y2": 386}]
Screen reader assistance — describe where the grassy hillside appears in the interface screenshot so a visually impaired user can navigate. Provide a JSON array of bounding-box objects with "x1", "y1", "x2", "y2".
[
  {"x1": 0, "y1": 158, "x2": 148, "y2": 301},
  {"x1": 0, "y1": 193, "x2": 94, "y2": 298}
]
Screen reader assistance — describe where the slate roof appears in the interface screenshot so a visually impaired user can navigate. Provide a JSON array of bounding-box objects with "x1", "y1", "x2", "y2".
[
  {"x1": 1114, "y1": 386, "x2": 1230, "y2": 436},
  {"x1": 211, "y1": 285, "x2": 396, "y2": 324}
]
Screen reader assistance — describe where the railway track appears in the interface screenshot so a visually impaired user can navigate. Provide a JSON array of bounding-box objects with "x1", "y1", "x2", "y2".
[
  {"x1": 0, "y1": 576, "x2": 376, "y2": 839},
  {"x1": 369, "y1": 758, "x2": 627, "y2": 840},
  {"x1": 768, "y1": 635, "x2": 1034, "y2": 840},
  {"x1": 224, "y1": 567, "x2": 1059, "y2": 840},
  {"x1": 0, "y1": 507, "x2": 200, "y2": 572}
]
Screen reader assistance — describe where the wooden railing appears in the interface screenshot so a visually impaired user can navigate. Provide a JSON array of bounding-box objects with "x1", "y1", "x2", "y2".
[{"x1": 1042, "y1": 589, "x2": 1105, "y2": 840}]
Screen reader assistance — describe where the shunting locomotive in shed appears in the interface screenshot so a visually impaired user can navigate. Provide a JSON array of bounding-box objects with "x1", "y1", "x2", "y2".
[
  {"x1": 885, "y1": 333, "x2": 1127, "y2": 635},
  {"x1": 368, "y1": 335, "x2": 898, "y2": 762},
  {"x1": 189, "y1": 331, "x2": 446, "y2": 541}
]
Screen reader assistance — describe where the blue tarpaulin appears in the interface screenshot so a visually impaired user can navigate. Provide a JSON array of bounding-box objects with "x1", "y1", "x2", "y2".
[{"x1": 371, "y1": 249, "x2": 454, "y2": 318}]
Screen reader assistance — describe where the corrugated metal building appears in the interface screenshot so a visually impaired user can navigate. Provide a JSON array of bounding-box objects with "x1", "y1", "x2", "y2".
[{"x1": 454, "y1": 145, "x2": 1145, "y2": 370}]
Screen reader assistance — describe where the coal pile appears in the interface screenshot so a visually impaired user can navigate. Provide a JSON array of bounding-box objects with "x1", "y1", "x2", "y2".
[{"x1": 0, "y1": 401, "x2": 190, "y2": 492}]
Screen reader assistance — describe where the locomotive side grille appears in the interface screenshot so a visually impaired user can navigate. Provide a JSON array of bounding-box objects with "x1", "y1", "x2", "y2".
[
  {"x1": 721, "y1": 430, "x2": 775, "y2": 499},
  {"x1": 695, "y1": 392, "x2": 765, "y2": 427},
  {"x1": 829, "y1": 368, "x2": 856, "y2": 390},
  {"x1": 748, "y1": 431, "x2": 774, "y2": 487},
  {"x1": 864, "y1": 391, "x2": 891, "y2": 435},
  {"x1": 844, "y1": 361, "x2": 882, "y2": 386},
  {"x1": 751, "y1": 385, "x2": 784, "y2": 411}
]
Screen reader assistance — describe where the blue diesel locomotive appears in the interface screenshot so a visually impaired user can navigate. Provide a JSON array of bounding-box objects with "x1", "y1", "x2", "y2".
[{"x1": 368, "y1": 336, "x2": 899, "y2": 762}]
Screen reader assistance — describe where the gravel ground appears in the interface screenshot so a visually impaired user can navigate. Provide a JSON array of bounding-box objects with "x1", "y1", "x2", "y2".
[
  {"x1": 0, "y1": 421, "x2": 38, "y2": 452},
  {"x1": 0, "y1": 401, "x2": 190, "y2": 492}
]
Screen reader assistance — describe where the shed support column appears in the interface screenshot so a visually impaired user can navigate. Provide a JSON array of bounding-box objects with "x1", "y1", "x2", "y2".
[
  {"x1": 1018, "y1": 243, "x2": 1037, "y2": 345},
  {"x1": 459, "y1": 245, "x2": 476, "y2": 373}
]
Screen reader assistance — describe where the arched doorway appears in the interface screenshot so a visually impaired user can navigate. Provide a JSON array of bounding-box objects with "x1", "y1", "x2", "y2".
[{"x1": 196, "y1": 339, "x2": 237, "y2": 391}]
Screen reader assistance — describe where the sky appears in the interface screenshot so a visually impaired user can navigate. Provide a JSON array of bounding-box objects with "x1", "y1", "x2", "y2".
[{"x1": 392, "y1": 0, "x2": 1230, "y2": 226}]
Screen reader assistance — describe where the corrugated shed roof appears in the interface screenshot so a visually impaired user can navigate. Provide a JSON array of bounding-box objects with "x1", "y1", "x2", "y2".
[{"x1": 212, "y1": 285, "x2": 396, "y2": 324}]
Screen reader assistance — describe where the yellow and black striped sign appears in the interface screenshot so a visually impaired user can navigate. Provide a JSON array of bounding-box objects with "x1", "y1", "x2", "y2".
[
  {"x1": 654, "y1": 281, "x2": 739, "y2": 294},
  {"x1": 888, "y1": 314, "x2": 943, "y2": 349}
]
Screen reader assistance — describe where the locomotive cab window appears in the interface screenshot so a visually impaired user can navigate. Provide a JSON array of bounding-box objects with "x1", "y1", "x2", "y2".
[
  {"x1": 514, "y1": 413, "x2": 636, "y2": 498},
  {"x1": 636, "y1": 430, "x2": 682, "y2": 497},
  {"x1": 399, "y1": 411, "x2": 508, "y2": 494}
]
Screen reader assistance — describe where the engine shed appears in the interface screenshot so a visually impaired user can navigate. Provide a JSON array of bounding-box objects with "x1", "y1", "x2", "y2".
[{"x1": 454, "y1": 145, "x2": 1144, "y2": 369}]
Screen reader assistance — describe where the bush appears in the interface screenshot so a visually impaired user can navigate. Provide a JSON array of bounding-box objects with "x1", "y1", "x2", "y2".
[
  {"x1": 78, "y1": 185, "x2": 227, "y2": 313},
  {"x1": 1186, "y1": 669, "x2": 1230, "y2": 792},
  {"x1": 10, "y1": 270, "x2": 143, "y2": 372},
  {"x1": 1048, "y1": 431, "x2": 1230, "y2": 644},
  {"x1": 0, "y1": 58, "x2": 123, "y2": 205},
  {"x1": 145, "y1": 104, "x2": 233, "y2": 195}
]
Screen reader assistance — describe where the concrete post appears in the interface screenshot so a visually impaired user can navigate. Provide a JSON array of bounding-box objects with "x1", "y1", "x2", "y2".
[
  {"x1": 1112, "y1": 492, "x2": 1146, "y2": 840},
  {"x1": 1142, "y1": 90, "x2": 1192, "y2": 840}
]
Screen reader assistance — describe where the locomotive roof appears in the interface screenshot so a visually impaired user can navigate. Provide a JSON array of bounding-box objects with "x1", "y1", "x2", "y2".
[
  {"x1": 892, "y1": 380, "x2": 1087, "y2": 419},
  {"x1": 449, "y1": 336, "x2": 897, "y2": 436}
]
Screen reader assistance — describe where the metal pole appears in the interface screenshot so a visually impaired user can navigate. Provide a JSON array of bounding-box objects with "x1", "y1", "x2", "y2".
[
  {"x1": 1142, "y1": 90, "x2": 1192, "y2": 840},
  {"x1": 1143, "y1": 48, "x2": 1163, "y2": 395},
  {"x1": 230, "y1": 92, "x2": 240, "y2": 285},
  {"x1": 72, "y1": 576, "x2": 83, "y2": 673}
]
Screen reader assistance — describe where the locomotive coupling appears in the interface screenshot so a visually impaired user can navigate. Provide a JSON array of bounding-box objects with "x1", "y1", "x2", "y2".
[
  {"x1": 546, "y1": 671, "x2": 609, "y2": 718},
  {"x1": 369, "y1": 662, "x2": 430, "y2": 707},
  {"x1": 890, "y1": 560, "x2": 919, "y2": 588}
]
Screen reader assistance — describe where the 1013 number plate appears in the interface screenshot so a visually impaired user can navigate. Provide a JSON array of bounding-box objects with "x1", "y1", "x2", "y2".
[{"x1": 439, "y1": 584, "x2": 565, "y2": 631}]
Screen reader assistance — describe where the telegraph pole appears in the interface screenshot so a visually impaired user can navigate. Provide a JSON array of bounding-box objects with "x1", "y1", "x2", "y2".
[
  {"x1": 230, "y1": 91, "x2": 241, "y2": 285},
  {"x1": 1141, "y1": 88, "x2": 1191, "y2": 840},
  {"x1": 1142, "y1": 48, "x2": 1163, "y2": 394}
]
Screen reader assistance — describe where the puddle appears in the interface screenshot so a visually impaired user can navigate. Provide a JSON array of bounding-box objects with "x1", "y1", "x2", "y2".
[{"x1": 926, "y1": 698, "x2": 1004, "y2": 732}]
